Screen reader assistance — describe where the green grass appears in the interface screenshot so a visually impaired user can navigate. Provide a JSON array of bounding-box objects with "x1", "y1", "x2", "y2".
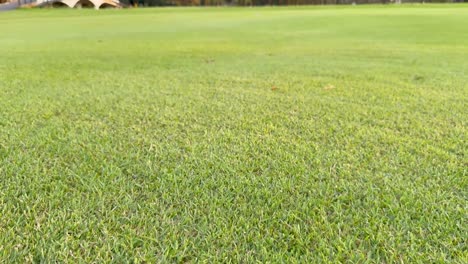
[{"x1": 1, "y1": 5, "x2": 467, "y2": 262}]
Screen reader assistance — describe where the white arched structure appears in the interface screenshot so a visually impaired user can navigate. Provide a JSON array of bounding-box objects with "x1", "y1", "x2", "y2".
[{"x1": 36, "y1": 0, "x2": 120, "y2": 9}]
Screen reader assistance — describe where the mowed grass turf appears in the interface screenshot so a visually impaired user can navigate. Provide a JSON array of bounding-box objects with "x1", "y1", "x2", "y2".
[{"x1": 0, "y1": 5, "x2": 467, "y2": 262}]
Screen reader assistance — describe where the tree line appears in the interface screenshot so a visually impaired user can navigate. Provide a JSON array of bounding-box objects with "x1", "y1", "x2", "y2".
[{"x1": 124, "y1": 0, "x2": 462, "y2": 6}]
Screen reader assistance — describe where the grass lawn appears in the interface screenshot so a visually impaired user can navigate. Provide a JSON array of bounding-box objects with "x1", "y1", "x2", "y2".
[{"x1": 0, "y1": 4, "x2": 467, "y2": 262}]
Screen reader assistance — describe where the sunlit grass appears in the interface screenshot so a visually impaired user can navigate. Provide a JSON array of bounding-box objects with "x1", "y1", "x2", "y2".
[{"x1": 0, "y1": 5, "x2": 467, "y2": 262}]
